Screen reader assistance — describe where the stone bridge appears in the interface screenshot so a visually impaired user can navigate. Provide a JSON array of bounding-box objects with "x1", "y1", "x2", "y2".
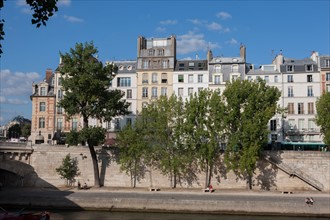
[{"x1": 1, "y1": 143, "x2": 330, "y2": 192}]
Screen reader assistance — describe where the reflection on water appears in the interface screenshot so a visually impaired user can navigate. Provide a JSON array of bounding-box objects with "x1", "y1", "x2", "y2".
[{"x1": 49, "y1": 210, "x2": 325, "y2": 220}]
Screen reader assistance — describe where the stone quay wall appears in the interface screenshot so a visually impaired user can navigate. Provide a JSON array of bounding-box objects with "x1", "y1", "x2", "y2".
[{"x1": 29, "y1": 145, "x2": 330, "y2": 192}]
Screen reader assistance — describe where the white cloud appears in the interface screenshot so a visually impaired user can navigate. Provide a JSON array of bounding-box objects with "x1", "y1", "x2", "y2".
[
  {"x1": 226, "y1": 38, "x2": 238, "y2": 45},
  {"x1": 0, "y1": 69, "x2": 41, "y2": 104},
  {"x1": 156, "y1": 27, "x2": 166, "y2": 32},
  {"x1": 176, "y1": 31, "x2": 220, "y2": 54},
  {"x1": 207, "y1": 22, "x2": 223, "y2": 31},
  {"x1": 216, "y1": 11, "x2": 232, "y2": 20},
  {"x1": 16, "y1": 0, "x2": 26, "y2": 6},
  {"x1": 160, "y1": 20, "x2": 177, "y2": 25},
  {"x1": 58, "y1": 0, "x2": 71, "y2": 7},
  {"x1": 63, "y1": 15, "x2": 84, "y2": 23},
  {"x1": 188, "y1": 19, "x2": 204, "y2": 25}
]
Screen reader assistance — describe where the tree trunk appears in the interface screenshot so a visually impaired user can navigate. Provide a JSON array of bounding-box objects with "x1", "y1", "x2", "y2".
[
  {"x1": 88, "y1": 144, "x2": 101, "y2": 187},
  {"x1": 204, "y1": 160, "x2": 209, "y2": 188}
]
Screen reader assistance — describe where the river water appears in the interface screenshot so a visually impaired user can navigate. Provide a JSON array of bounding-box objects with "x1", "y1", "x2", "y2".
[{"x1": 48, "y1": 210, "x2": 324, "y2": 220}]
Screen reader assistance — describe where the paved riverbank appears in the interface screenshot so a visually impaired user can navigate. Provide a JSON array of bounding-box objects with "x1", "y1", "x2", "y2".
[{"x1": 0, "y1": 187, "x2": 329, "y2": 217}]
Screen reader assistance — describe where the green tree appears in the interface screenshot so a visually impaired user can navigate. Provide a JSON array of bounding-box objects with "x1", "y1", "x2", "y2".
[
  {"x1": 21, "y1": 123, "x2": 31, "y2": 138},
  {"x1": 0, "y1": 0, "x2": 58, "y2": 55},
  {"x1": 7, "y1": 124, "x2": 21, "y2": 139},
  {"x1": 184, "y1": 89, "x2": 225, "y2": 188},
  {"x1": 117, "y1": 120, "x2": 148, "y2": 188},
  {"x1": 315, "y1": 92, "x2": 330, "y2": 145},
  {"x1": 58, "y1": 42, "x2": 130, "y2": 187},
  {"x1": 56, "y1": 153, "x2": 80, "y2": 186},
  {"x1": 223, "y1": 78, "x2": 281, "y2": 189}
]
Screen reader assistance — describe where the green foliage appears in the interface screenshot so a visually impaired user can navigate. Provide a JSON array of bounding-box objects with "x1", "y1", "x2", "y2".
[
  {"x1": 117, "y1": 120, "x2": 148, "y2": 187},
  {"x1": 58, "y1": 41, "x2": 130, "y2": 187},
  {"x1": 223, "y1": 78, "x2": 281, "y2": 189},
  {"x1": 7, "y1": 124, "x2": 22, "y2": 139},
  {"x1": 184, "y1": 89, "x2": 225, "y2": 187},
  {"x1": 21, "y1": 124, "x2": 31, "y2": 138},
  {"x1": 0, "y1": 0, "x2": 58, "y2": 55},
  {"x1": 56, "y1": 154, "x2": 80, "y2": 186},
  {"x1": 315, "y1": 92, "x2": 330, "y2": 145},
  {"x1": 65, "y1": 130, "x2": 80, "y2": 146},
  {"x1": 58, "y1": 42, "x2": 130, "y2": 127}
]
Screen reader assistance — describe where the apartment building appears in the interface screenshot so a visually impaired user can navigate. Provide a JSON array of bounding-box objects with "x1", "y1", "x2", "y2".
[
  {"x1": 104, "y1": 60, "x2": 137, "y2": 131},
  {"x1": 247, "y1": 53, "x2": 322, "y2": 143},
  {"x1": 208, "y1": 45, "x2": 247, "y2": 94},
  {"x1": 136, "y1": 36, "x2": 176, "y2": 112},
  {"x1": 173, "y1": 59, "x2": 208, "y2": 100}
]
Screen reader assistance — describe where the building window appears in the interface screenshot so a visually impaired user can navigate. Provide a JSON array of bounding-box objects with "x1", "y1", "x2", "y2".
[
  {"x1": 57, "y1": 107, "x2": 63, "y2": 114},
  {"x1": 39, "y1": 102, "x2": 46, "y2": 111},
  {"x1": 152, "y1": 73, "x2": 158, "y2": 83},
  {"x1": 179, "y1": 63, "x2": 185, "y2": 71},
  {"x1": 306, "y1": 65, "x2": 313, "y2": 72},
  {"x1": 288, "y1": 86, "x2": 294, "y2": 97},
  {"x1": 148, "y1": 49, "x2": 154, "y2": 56},
  {"x1": 325, "y1": 59, "x2": 330, "y2": 67},
  {"x1": 127, "y1": 103, "x2": 132, "y2": 112},
  {"x1": 231, "y1": 75, "x2": 238, "y2": 81},
  {"x1": 232, "y1": 64, "x2": 239, "y2": 72},
  {"x1": 106, "y1": 121, "x2": 111, "y2": 130},
  {"x1": 178, "y1": 88, "x2": 183, "y2": 97},
  {"x1": 188, "y1": 87, "x2": 194, "y2": 96},
  {"x1": 142, "y1": 87, "x2": 148, "y2": 98},
  {"x1": 188, "y1": 74, "x2": 193, "y2": 83},
  {"x1": 288, "y1": 103, "x2": 294, "y2": 114},
  {"x1": 178, "y1": 75, "x2": 184, "y2": 83},
  {"x1": 161, "y1": 73, "x2": 167, "y2": 83},
  {"x1": 307, "y1": 86, "x2": 313, "y2": 97},
  {"x1": 143, "y1": 60, "x2": 149, "y2": 69},
  {"x1": 288, "y1": 119, "x2": 295, "y2": 129},
  {"x1": 326, "y1": 72, "x2": 330, "y2": 81},
  {"x1": 308, "y1": 119, "x2": 315, "y2": 131},
  {"x1": 287, "y1": 75, "x2": 293, "y2": 82},
  {"x1": 126, "y1": 118, "x2": 132, "y2": 125},
  {"x1": 287, "y1": 65, "x2": 294, "y2": 72},
  {"x1": 214, "y1": 75, "x2": 221, "y2": 85},
  {"x1": 58, "y1": 89, "x2": 63, "y2": 99},
  {"x1": 188, "y1": 62, "x2": 195, "y2": 70},
  {"x1": 271, "y1": 134, "x2": 277, "y2": 141},
  {"x1": 40, "y1": 87, "x2": 46, "y2": 96},
  {"x1": 161, "y1": 87, "x2": 167, "y2": 96},
  {"x1": 274, "y1": 75, "x2": 278, "y2": 83},
  {"x1": 198, "y1": 74, "x2": 203, "y2": 83},
  {"x1": 308, "y1": 102, "x2": 314, "y2": 114},
  {"x1": 58, "y1": 77, "x2": 62, "y2": 86},
  {"x1": 307, "y1": 75, "x2": 313, "y2": 82},
  {"x1": 117, "y1": 77, "x2": 131, "y2": 87},
  {"x1": 158, "y1": 49, "x2": 164, "y2": 56},
  {"x1": 152, "y1": 87, "x2": 157, "y2": 98},
  {"x1": 39, "y1": 117, "x2": 45, "y2": 128},
  {"x1": 270, "y1": 119, "x2": 277, "y2": 131},
  {"x1": 247, "y1": 76, "x2": 252, "y2": 81},
  {"x1": 162, "y1": 60, "x2": 168, "y2": 68},
  {"x1": 57, "y1": 118, "x2": 63, "y2": 130},
  {"x1": 72, "y1": 118, "x2": 78, "y2": 131},
  {"x1": 126, "y1": 89, "x2": 132, "y2": 99},
  {"x1": 214, "y1": 65, "x2": 221, "y2": 73},
  {"x1": 114, "y1": 118, "x2": 120, "y2": 130},
  {"x1": 264, "y1": 76, "x2": 269, "y2": 83},
  {"x1": 298, "y1": 103, "x2": 304, "y2": 114},
  {"x1": 298, "y1": 119, "x2": 304, "y2": 131},
  {"x1": 326, "y1": 84, "x2": 330, "y2": 92},
  {"x1": 142, "y1": 73, "x2": 148, "y2": 84}
]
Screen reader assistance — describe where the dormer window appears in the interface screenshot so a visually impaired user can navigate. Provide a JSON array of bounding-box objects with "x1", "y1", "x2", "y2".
[
  {"x1": 287, "y1": 65, "x2": 294, "y2": 72},
  {"x1": 305, "y1": 64, "x2": 313, "y2": 72},
  {"x1": 40, "y1": 87, "x2": 46, "y2": 96}
]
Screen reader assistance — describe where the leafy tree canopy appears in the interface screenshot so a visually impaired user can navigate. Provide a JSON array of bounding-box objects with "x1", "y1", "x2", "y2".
[
  {"x1": 56, "y1": 153, "x2": 80, "y2": 186},
  {"x1": 315, "y1": 92, "x2": 330, "y2": 145}
]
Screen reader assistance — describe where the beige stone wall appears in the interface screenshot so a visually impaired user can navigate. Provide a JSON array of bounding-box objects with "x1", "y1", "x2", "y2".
[{"x1": 29, "y1": 145, "x2": 330, "y2": 191}]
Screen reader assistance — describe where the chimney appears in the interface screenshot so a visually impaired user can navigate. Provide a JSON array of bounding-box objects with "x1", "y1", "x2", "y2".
[
  {"x1": 240, "y1": 44, "x2": 246, "y2": 61},
  {"x1": 45, "y1": 69, "x2": 52, "y2": 81},
  {"x1": 207, "y1": 50, "x2": 213, "y2": 62}
]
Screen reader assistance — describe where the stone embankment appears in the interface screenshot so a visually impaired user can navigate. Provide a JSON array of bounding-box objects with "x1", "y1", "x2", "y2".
[{"x1": 0, "y1": 187, "x2": 329, "y2": 217}]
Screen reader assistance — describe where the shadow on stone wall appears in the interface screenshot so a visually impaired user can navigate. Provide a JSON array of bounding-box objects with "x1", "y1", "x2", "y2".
[{"x1": 255, "y1": 151, "x2": 283, "y2": 190}]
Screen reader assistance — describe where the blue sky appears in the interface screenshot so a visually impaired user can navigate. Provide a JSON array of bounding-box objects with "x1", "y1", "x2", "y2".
[{"x1": 0, "y1": 0, "x2": 329, "y2": 125}]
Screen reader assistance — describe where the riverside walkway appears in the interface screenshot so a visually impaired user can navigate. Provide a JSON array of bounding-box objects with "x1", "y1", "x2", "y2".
[{"x1": 0, "y1": 187, "x2": 329, "y2": 217}]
